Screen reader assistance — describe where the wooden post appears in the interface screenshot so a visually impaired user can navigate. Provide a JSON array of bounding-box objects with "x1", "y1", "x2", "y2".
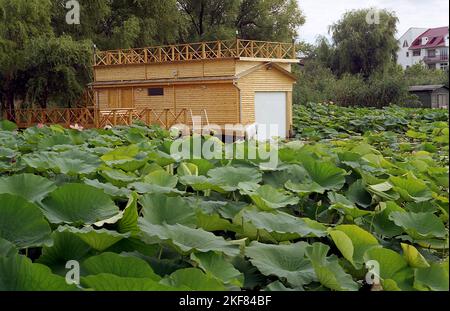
[
  {"x1": 165, "y1": 109, "x2": 169, "y2": 129},
  {"x1": 292, "y1": 41, "x2": 296, "y2": 59},
  {"x1": 144, "y1": 49, "x2": 148, "y2": 63},
  {"x1": 202, "y1": 43, "x2": 206, "y2": 59},
  {"x1": 66, "y1": 109, "x2": 70, "y2": 128},
  {"x1": 236, "y1": 38, "x2": 241, "y2": 57},
  {"x1": 218, "y1": 41, "x2": 222, "y2": 58},
  {"x1": 250, "y1": 41, "x2": 254, "y2": 58}
]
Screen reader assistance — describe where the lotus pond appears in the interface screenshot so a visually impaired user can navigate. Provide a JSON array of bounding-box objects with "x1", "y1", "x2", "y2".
[{"x1": 0, "y1": 104, "x2": 448, "y2": 291}]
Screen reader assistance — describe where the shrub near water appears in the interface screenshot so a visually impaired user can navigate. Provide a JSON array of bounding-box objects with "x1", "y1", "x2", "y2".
[{"x1": 0, "y1": 109, "x2": 448, "y2": 291}]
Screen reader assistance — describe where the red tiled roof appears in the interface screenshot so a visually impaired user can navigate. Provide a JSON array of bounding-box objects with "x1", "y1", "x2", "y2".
[{"x1": 409, "y1": 26, "x2": 449, "y2": 50}]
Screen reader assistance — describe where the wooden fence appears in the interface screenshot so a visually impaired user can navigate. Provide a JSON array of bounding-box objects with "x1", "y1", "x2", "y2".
[
  {"x1": 6, "y1": 108, "x2": 190, "y2": 130},
  {"x1": 94, "y1": 39, "x2": 297, "y2": 66}
]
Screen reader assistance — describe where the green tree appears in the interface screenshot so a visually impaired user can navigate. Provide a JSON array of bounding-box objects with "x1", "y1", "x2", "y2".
[
  {"x1": 51, "y1": 0, "x2": 181, "y2": 49},
  {"x1": 328, "y1": 8, "x2": 399, "y2": 77},
  {"x1": 23, "y1": 35, "x2": 93, "y2": 108},
  {"x1": 237, "y1": 0, "x2": 305, "y2": 41},
  {"x1": 177, "y1": 0, "x2": 304, "y2": 42},
  {"x1": 0, "y1": 0, "x2": 53, "y2": 116},
  {"x1": 404, "y1": 64, "x2": 449, "y2": 87},
  {"x1": 177, "y1": 0, "x2": 240, "y2": 41}
]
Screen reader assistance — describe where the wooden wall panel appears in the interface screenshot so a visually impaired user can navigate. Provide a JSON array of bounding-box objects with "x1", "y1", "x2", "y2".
[
  {"x1": 175, "y1": 84, "x2": 238, "y2": 125},
  {"x1": 237, "y1": 66, "x2": 295, "y2": 126},
  {"x1": 204, "y1": 59, "x2": 236, "y2": 77},
  {"x1": 95, "y1": 66, "x2": 146, "y2": 81},
  {"x1": 133, "y1": 86, "x2": 175, "y2": 110}
]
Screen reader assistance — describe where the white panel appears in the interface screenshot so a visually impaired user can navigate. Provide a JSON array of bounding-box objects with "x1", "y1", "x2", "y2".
[{"x1": 254, "y1": 92, "x2": 287, "y2": 140}]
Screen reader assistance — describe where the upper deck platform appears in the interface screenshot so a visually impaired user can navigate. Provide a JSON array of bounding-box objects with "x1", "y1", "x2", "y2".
[{"x1": 94, "y1": 39, "x2": 299, "y2": 66}]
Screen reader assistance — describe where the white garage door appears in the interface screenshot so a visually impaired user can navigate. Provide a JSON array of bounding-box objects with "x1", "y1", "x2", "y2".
[{"x1": 254, "y1": 92, "x2": 287, "y2": 140}]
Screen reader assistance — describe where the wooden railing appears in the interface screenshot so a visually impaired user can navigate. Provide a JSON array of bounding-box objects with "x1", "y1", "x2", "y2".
[
  {"x1": 7, "y1": 108, "x2": 190, "y2": 129},
  {"x1": 94, "y1": 39, "x2": 297, "y2": 66}
]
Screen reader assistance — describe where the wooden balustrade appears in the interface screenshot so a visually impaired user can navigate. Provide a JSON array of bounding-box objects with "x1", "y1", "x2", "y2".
[
  {"x1": 94, "y1": 39, "x2": 297, "y2": 66},
  {"x1": 8, "y1": 108, "x2": 189, "y2": 130}
]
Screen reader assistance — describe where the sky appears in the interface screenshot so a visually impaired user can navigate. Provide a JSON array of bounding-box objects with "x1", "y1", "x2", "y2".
[{"x1": 297, "y1": 0, "x2": 450, "y2": 44}]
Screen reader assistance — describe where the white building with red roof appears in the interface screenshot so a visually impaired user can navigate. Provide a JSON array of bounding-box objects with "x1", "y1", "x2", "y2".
[{"x1": 397, "y1": 26, "x2": 449, "y2": 70}]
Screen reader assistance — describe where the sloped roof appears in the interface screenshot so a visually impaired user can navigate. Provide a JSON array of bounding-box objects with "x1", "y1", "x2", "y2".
[
  {"x1": 237, "y1": 62, "x2": 297, "y2": 81},
  {"x1": 409, "y1": 27, "x2": 449, "y2": 50},
  {"x1": 409, "y1": 85, "x2": 448, "y2": 92}
]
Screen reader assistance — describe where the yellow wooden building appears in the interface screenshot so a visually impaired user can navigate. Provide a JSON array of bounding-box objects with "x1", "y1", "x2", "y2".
[{"x1": 90, "y1": 39, "x2": 299, "y2": 138}]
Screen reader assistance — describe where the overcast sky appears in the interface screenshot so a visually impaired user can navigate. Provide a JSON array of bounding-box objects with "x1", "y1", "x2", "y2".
[{"x1": 297, "y1": 0, "x2": 449, "y2": 43}]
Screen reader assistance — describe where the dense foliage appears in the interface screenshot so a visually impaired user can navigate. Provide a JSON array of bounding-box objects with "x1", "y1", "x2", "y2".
[
  {"x1": 0, "y1": 0, "x2": 304, "y2": 111},
  {"x1": 0, "y1": 105, "x2": 448, "y2": 291}
]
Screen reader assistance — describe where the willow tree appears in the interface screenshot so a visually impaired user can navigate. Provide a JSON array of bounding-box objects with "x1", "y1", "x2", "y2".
[
  {"x1": 328, "y1": 8, "x2": 399, "y2": 78},
  {"x1": 0, "y1": 0, "x2": 53, "y2": 116}
]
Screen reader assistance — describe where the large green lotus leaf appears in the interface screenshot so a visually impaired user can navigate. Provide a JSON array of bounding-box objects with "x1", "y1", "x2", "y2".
[
  {"x1": 330, "y1": 225, "x2": 379, "y2": 268},
  {"x1": 179, "y1": 175, "x2": 226, "y2": 193},
  {"x1": 0, "y1": 174, "x2": 56, "y2": 203},
  {"x1": 196, "y1": 211, "x2": 238, "y2": 232},
  {"x1": 389, "y1": 174, "x2": 433, "y2": 202},
  {"x1": 265, "y1": 281, "x2": 301, "y2": 291},
  {"x1": 177, "y1": 162, "x2": 199, "y2": 177},
  {"x1": 138, "y1": 223, "x2": 240, "y2": 257},
  {"x1": 117, "y1": 193, "x2": 140, "y2": 235},
  {"x1": 138, "y1": 169, "x2": 179, "y2": 189},
  {"x1": 101, "y1": 144, "x2": 140, "y2": 161},
  {"x1": 57, "y1": 226, "x2": 129, "y2": 251},
  {"x1": 81, "y1": 273, "x2": 174, "y2": 291},
  {"x1": 241, "y1": 184, "x2": 299, "y2": 211},
  {"x1": 207, "y1": 166, "x2": 262, "y2": 192},
  {"x1": 366, "y1": 181, "x2": 400, "y2": 201},
  {"x1": 40, "y1": 183, "x2": 120, "y2": 225},
  {"x1": 37, "y1": 230, "x2": 92, "y2": 274},
  {"x1": 0, "y1": 119, "x2": 17, "y2": 131},
  {"x1": 414, "y1": 261, "x2": 449, "y2": 291},
  {"x1": 190, "y1": 252, "x2": 244, "y2": 286},
  {"x1": 389, "y1": 211, "x2": 447, "y2": 240},
  {"x1": 285, "y1": 180, "x2": 328, "y2": 194},
  {"x1": 245, "y1": 241, "x2": 315, "y2": 287},
  {"x1": 161, "y1": 268, "x2": 226, "y2": 291},
  {"x1": 140, "y1": 194, "x2": 196, "y2": 227},
  {"x1": 99, "y1": 169, "x2": 139, "y2": 187},
  {"x1": 242, "y1": 210, "x2": 327, "y2": 238},
  {"x1": 0, "y1": 237, "x2": 17, "y2": 257},
  {"x1": 306, "y1": 242, "x2": 359, "y2": 291},
  {"x1": 346, "y1": 179, "x2": 372, "y2": 208},
  {"x1": 301, "y1": 157, "x2": 347, "y2": 191},
  {"x1": 83, "y1": 178, "x2": 131, "y2": 198},
  {"x1": 0, "y1": 194, "x2": 52, "y2": 248},
  {"x1": 400, "y1": 243, "x2": 430, "y2": 269},
  {"x1": 100, "y1": 145, "x2": 148, "y2": 171},
  {"x1": 185, "y1": 159, "x2": 215, "y2": 175},
  {"x1": 82, "y1": 252, "x2": 160, "y2": 280},
  {"x1": 145, "y1": 169, "x2": 178, "y2": 187},
  {"x1": 52, "y1": 150, "x2": 101, "y2": 175},
  {"x1": 328, "y1": 192, "x2": 373, "y2": 219},
  {"x1": 262, "y1": 164, "x2": 308, "y2": 188},
  {"x1": 38, "y1": 133, "x2": 73, "y2": 149},
  {"x1": 369, "y1": 201, "x2": 405, "y2": 238},
  {"x1": 364, "y1": 247, "x2": 414, "y2": 291},
  {"x1": 0, "y1": 254, "x2": 77, "y2": 291}
]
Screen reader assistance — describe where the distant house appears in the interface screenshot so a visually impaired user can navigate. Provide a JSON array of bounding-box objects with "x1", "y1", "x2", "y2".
[
  {"x1": 408, "y1": 85, "x2": 449, "y2": 108},
  {"x1": 397, "y1": 26, "x2": 449, "y2": 70},
  {"x1": 397, "y1": 27, "x2": 428, "y2": 69}
]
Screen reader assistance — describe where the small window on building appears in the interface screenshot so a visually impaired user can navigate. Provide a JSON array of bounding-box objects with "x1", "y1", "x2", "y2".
[
  {"x1": 406, "y1": 52, "x2": 409, "y2": 57},
  {"x1": 413, "y1": 50, "x2": 421, "y2": 57},
  {"x1": 440, "y1": 63, "x2": 448, "y2": 71},
  {"x1": 403, "y1": 40, "x2": 409, "y2": 48},
  {"x1": 148, "y1": 88, "x2": 164, "y2": 96}
]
